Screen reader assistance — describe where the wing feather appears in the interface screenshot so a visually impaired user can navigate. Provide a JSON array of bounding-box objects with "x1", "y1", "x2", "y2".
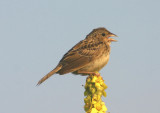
[{"x1": 58, "y1": 39, "x2": 104, "y2": 74}]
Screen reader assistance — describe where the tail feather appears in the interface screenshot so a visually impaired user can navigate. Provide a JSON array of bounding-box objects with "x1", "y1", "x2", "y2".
[{"x1": 37, "y1": 64, "x2": 62, "y2": 85}]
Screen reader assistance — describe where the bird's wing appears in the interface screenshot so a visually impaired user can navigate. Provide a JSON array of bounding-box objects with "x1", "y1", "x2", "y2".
[{"x1": 58, "y1": 39, "x2": 104, "y2": 74}]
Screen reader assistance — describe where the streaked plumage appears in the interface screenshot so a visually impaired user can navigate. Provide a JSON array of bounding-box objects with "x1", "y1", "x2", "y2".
[{"x1": 37, "y1": 27, "x2": 117, "y2": 85}]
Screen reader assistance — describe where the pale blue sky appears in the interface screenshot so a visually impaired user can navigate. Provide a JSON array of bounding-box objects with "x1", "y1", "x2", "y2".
[{"x1": 0, "y1": 0, "x2": 160, "y2": 113}]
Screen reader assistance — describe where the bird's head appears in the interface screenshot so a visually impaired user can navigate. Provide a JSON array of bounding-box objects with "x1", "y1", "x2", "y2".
[{"x1": 87, "y1": 27, "x2": 117, "y2": 43}]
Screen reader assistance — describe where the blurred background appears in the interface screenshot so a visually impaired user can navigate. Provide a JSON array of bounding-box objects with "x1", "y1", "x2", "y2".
[{"x1": 0, "y1": 0, "x2": 160, "y2": 113}]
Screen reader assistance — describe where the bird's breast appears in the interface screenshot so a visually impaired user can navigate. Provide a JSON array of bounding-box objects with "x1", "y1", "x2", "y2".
[{"x1": 79, "y1": 51, "x2": 110, "y2": 72}]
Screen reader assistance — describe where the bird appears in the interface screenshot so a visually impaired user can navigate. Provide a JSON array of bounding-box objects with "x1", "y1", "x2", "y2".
[{"x1": 37, "y1": 27, "x2": 117, "y2": 85}]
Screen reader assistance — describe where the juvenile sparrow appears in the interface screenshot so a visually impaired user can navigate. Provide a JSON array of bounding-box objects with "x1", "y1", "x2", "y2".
[{"x1": 37, "y1": 27, "x2": 117, "y2": 85}]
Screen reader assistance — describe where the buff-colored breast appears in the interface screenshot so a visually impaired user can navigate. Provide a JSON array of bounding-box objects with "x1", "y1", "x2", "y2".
[{"x1": 77, "y1": 51, "x2": 110, "y2": 72}]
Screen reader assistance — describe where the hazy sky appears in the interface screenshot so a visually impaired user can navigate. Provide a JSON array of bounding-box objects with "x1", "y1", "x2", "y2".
[{"x1": 0, "y1": 0, "x2": 160, "y2": 113}]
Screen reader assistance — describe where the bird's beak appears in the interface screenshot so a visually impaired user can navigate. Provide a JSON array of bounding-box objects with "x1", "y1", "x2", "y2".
[
  {"x1": 108, "y1": 33, "x2": 117, "y2": 42},
  {"x1": 108, "y1": 38, "x2": 117, "y2": 42},
  {"x1": 109, "y1": 33, "x2": 117, "y2": 37}
]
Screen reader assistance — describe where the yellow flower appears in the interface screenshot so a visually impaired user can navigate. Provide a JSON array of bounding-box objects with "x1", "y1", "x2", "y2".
[
  {"x1": 90, "y1": 108, "x2": 98, "y2": 113},
  {"x1": 101, "y1": 104, "x2": 107, "y2": 112},
  {"x1": 96, "y1": 102, "x2": 102, "y2": 111},
  {"x1": 95, "y1": 83, "x2": 100, "y2": 88},
  {"x1": 84, "y1": 74, "x2": 108, "y2": 113},
  {"x1": 91, "y1": 76, "x2": 97, "y2": 83}
]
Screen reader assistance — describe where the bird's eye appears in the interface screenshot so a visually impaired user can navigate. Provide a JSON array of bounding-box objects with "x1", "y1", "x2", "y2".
[{"x1": 102, "y1": 33, "x2": 106, "y2": 36}]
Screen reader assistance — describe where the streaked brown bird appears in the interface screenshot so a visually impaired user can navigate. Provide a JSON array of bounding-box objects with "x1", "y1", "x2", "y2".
[{"x1": 37, "y1": 27, "x2": 117, "y2": 85}]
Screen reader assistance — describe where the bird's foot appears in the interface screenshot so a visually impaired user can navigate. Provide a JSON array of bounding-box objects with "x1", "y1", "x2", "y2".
[{"x1": 91, "y1": 71, "x2": 100, "y2": 76}]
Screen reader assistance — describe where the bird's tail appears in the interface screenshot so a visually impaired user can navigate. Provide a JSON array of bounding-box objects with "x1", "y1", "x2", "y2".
[{"x1": 37, "y1": 64, "x2": 62, "y2": 85}]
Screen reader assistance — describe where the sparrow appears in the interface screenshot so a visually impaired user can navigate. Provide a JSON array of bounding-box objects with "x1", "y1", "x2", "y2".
[{"x1": 37, "y1": 27, "x2": 117, "y2": 85}]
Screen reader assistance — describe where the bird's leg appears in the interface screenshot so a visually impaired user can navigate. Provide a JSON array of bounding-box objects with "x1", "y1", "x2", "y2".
[{"x1": 77, "y1": 71, "x2": 100, "y2": 76}]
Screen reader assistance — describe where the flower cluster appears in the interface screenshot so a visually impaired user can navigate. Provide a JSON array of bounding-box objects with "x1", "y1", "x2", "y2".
[{"x1": 84, "y1": 74, "x2": 108, "y2": 113}]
